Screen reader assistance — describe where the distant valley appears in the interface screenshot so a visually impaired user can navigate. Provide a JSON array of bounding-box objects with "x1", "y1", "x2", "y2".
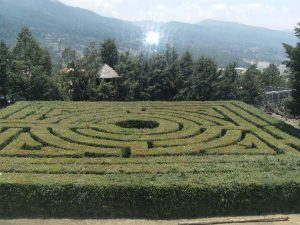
[{"x1": 0, "y1": 0, "x2": 297, "y2": 66}]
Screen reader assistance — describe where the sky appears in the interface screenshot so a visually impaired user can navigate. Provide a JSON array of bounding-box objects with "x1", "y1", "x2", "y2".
[{"x1": 59, "y1": 0, "x2": 300, "y2": 30}]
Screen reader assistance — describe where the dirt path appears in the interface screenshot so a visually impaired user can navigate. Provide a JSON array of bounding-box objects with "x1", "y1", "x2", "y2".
[{"x1": 1, "y1": 215, "x2": 300, "y2": 225}]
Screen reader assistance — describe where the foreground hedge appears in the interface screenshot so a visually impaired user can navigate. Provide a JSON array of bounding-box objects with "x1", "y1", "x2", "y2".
[{"x1": 1, "y1": 182, "x2": 300, "y2": 219}]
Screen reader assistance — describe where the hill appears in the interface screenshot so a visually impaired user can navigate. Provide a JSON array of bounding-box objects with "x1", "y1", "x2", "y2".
[
  {"x1": 153, "y1": 19, "x2": 297, "y2": 65},
  {"x1": 0, "y1": 0, "x2": 142, "y2": 57},
  {"x1": 0, "y1": 0, "x2": 297, "y2": 65}
]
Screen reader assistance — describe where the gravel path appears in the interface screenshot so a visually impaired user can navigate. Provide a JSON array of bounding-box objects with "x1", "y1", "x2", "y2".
[{"x1": 1, "y1": 215, "x2": 299, "y2": 225}]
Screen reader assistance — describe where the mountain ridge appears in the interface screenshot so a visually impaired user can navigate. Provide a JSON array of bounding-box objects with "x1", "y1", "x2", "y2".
[{"x1": 0, "y1": 0, "x2": 297, "y2": 66}]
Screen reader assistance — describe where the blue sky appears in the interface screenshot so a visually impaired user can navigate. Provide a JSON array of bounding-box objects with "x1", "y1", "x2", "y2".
[{"x1": 60, "y1": 0, "x2": 300, "y2": 30}]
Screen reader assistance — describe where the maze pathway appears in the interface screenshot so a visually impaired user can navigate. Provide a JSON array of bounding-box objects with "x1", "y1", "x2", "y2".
[{"x1": 0, "y1": 101, "x2": 299, "y2": 159}]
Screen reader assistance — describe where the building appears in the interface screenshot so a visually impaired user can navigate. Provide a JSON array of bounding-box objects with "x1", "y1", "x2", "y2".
[{"x1": 97, "y1": 64, "x2": 120, "y2": 79}]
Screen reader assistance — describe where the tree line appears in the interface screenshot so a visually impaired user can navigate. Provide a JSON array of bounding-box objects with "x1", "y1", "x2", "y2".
[{"x1": 0, "y1": 26, "x2": 299, "y2": 115}]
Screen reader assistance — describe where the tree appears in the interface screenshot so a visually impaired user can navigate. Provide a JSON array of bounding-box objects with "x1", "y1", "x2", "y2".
[
  {"x1": 61, "y1": 47, "x2": 78, "y2": 68},
  {"x1": 0, "y1": 41, "x2": 10, "y2": 104},
  {"x1": 28, "y1": 68, "x2": 62, "y2": 100},
  {"x1": 100, "y1": 39, "x2": 119, "y2": 68},
  {"x1": 217, "y1": 62, "x2": 240, "y2": 100},
  {"x1": 82, "y1": 42, "x2": 102, "y2": 71},
  {"x1": 164, "y1": 46, "x2": 180, "y2": 99},
  {"x1": 63, "y1": 63, "x2": 92, "y2": 101},
  {"x1": 144, "y1": 53, "x2": 178, "y2": 100},
  {"x1": 175, "y1": 51, "x2": 194, "y2": 99},
  {"x1": 283, "y1": 23, "x2": 300, "y2": 115},
  {"x1": 115, "y1": 52, "x2": 140, "y2": 101},
  {"x1": 41, "y1": 49, "x2": 52, "y2": 75},
  {"x1": 95, "y1": 80, "x2": 117, "y2": 101},
  {"x1": 136, "y1": 53, "x2": 151, "y2": 100},
  {"x1": 8, "y1": 27, "x2": 57, "y2": 101},
  {"x1": 7, "y1": 71, "x2": 31, "y2": 101},
  {"x1": 12, "y1": 27, "x2": 52, "y2": 76},
  {"x1": 179, "y1": 51, "x2": 193, "y2": 79},
  {"x1": 240, "y1": 65, "x2": 264, "y2": 105},
  {"x1": 261, "y1": 64, "x2": 284, "y2": 88},
  {"x1": 182, "y1": 57, "x2": 220, "y2": 100}
]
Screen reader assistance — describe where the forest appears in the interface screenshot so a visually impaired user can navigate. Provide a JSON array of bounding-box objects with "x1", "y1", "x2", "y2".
[{"x1": 0, "y1": 26, "x2": 299, "y2": 115}]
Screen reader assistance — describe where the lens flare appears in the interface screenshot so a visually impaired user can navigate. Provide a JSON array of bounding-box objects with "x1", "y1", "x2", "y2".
[{"x1": 144, "y1": 31, "x2": 160, "y2": 45}]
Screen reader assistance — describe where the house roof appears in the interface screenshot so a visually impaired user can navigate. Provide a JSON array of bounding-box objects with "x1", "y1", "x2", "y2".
[{"x1": 97, "y1": 64, "x2": 120, "y2": 79}]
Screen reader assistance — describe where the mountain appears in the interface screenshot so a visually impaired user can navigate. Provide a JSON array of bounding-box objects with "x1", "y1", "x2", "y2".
[
  {"x1": 0, "y1": 0, "x2": 297, "y2": 66},
  {"x1": 0, "y1": 0, "x2": 142, "y2": 57},
  {"x1": 145, "y1": 19, "x2": 297, "y2": 65}
]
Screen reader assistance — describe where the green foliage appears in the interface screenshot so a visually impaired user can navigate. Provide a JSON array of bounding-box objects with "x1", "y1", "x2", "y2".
[
  {"x1": 0, "y1": 27, "x2": 62, "y2": 102},
  {"x1": 115, "y1": 52, "x2": 140, "y2": 101},
  {"x1": 284, "y1": 23, "x2": 300, "y2": 115},
  {"x1": 261, "y1": 64, "x2": 284, "y2": 88},
  {"x1": 174, "y1": 51, "x2": 193, "y2": 99},
  {"x1": 217, "y1": 62, "x2": 239, "y2": 100},
  {"x1": 1, "y1": 182, "x2": 300, "y2": 218},
  {"x1": 0, "y1": 41, "x2": 10, "y2": 104},
  {"x1": 28, "y1": 71, "x2": 62, "y2": 101},
  {"x1": 65, "y1": 65, "x2": 93, "y2": 101},
  {"x1": 0, "y1": 101, "x2": 300, "y2": 218},
  {"x1": 144, "y1": 54, "x2": 175, "y2": 100},
  {"x1": 181, "y1": 57, "x2": 221, "y2": 100},
  {"x1": 1, "y1": 27, "x2": 291, "y2": 106},
  {"x1": 61, "y1": 47, "x2": 78, "y2": 68},
  {"x1": 95, "y1": 80, "x2": 118, "y2": 101},
  {"x1": 240, "y1": 65, "x2": 264, "y2": 105},
  {"x1": 82, "y1": 42, "x2": 102, "y2": 71},
  {"x1": 100, "y1": 39, "x2": 119, "y2": 68},
  {"x1": 12, "y1": 27, "x2": 52, "y2": 75}
]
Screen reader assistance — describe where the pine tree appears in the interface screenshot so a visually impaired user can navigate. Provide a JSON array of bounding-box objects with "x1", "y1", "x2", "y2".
[
  {"x1": 283, "y1": 23, "x2": 300, "y2": 115},
  {"x1": 175, "y1": 51, "x2": 194, "y2": 100},
  {"x1": 179, "y1": 51, "x2": 193, "y2": 79},
  {"x1": 100, "y1": 39, "x2": 119, "y2": 68},
  {"x1": 164, "y1": 46, "x2": 179, "y2": 99},
  {"x1": 0, "y1": 41, "x2": 10, "y2": 104},
  {"x1": 261, "y1": 64, "x2": 283, "y2": 88},
  {"x1": 9, "y1": 27, "x2": 55, "y2": 101},
  {"x1": 240, "y1": 65, "x2": 264, "y2": 105},
  {"x1": 145, "y1": 55, "x2": 169, "y2": 100},
  {"x1": 115, "y1": 51, "x2": 140, "y2": 100},
  {"x1": 183, "y1": 57, "x2": 220, "y2": 100},
  {"x1": 217, "y1": 63, "x2": 239, "y2": 100},
  {"x1": 12, "y1": 27, "x2": 52, "y2": 75}
]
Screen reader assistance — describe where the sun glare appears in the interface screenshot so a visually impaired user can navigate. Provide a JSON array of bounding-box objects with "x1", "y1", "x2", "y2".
[{"x1": 145, "y1": 31, "x2": 160, "y2": 45}]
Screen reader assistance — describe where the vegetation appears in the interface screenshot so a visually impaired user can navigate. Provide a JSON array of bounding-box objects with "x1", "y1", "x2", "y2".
[
  {"x1": 0, "y1": 27, "x2": 289, "y2": 107},
  {"x1": 0, "y1": 1, "x2": 299, "y2": 219},
  {"x1": 284, "y1": 23, "x2": 300, "y2": 115},
  {"x1": 0, "y1": 101, "x2": 299, "y2": 218},
  {"x1": 0, "y1": 27, "x2": 61, "y2": 104}
]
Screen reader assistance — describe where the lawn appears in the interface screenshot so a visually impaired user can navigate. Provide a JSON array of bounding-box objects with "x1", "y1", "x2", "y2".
[{"x1": 0, "y1": 101, "x2": 300, "y2": 218}]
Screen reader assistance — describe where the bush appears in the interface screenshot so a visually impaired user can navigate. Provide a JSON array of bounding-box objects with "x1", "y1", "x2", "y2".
[{"x1": 0, "y1": 183, "x2": 299, "y2": 218}]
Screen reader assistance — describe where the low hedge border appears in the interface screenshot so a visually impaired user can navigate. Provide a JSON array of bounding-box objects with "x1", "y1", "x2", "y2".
[{"x1": 0, "y1": 182, "x2": 299, "y2": 219}]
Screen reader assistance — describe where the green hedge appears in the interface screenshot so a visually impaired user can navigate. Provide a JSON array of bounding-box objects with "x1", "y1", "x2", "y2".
[{"x1": 1, "y1": 183, "x2": 300, "y2": 219}]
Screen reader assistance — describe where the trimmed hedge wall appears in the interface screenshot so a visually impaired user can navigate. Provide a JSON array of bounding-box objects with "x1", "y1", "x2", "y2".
[
  {"x1": 1, "y1": 101, "x2": 300, "y2": 219},
  {"x1": 1, "y1": 183, "x2": 300, "y2": 219}
]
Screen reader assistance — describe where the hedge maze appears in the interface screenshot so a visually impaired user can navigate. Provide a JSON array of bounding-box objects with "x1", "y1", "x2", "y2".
[{"x1": 1, "y1": 101, "x2": 300, "y2": 218}]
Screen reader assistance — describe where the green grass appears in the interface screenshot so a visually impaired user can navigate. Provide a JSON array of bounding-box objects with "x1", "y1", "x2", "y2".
[{"x1": 0, "y1": 101, "x2": 300, "y2": 218}]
